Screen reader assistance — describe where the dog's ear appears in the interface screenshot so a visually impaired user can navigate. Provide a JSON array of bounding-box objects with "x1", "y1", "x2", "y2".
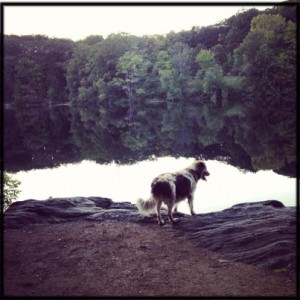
[{"x1": 194, "y1": 161, "x2": 205, "y2": 171}]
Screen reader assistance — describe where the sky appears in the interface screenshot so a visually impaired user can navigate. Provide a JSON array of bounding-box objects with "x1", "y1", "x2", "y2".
[{"x1": 3, "y1": 3, "x2": 281, "y2": 41}]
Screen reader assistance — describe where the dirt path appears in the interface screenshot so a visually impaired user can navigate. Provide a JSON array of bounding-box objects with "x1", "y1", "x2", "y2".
[{"x1": 4, "y1": 220, "x2": 296, "y2": 297}]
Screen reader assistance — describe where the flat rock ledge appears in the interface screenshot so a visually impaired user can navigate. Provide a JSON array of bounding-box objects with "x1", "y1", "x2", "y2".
[{"x1": 4, "y1": 197, "x2": 296, "y2": 277}]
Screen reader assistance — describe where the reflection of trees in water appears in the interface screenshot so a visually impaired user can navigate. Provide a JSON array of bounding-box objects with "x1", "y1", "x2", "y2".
[
  {"x1": 4, "y1": 101, "x2": 251, "y2": 174},
  {"x1": 4, "y1": 82, "x2": 297, "y2": 176},
  {"x1": 4, "y1": 105, "x2": 79, "y2": 172}
]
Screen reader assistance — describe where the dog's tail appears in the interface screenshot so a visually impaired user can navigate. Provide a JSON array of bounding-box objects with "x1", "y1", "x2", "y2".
[{"x1": 136, "y1": 197, "x2": 156, "y2": 215}]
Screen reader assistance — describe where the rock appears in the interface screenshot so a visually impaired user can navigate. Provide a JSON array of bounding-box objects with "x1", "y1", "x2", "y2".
[
  {"x1": 262, "y1": 200, "x2": 285, "y2": 208},
  {"x1": 4, "y1": 198, "x2": 296, "y2": 277},
  {"x1": 4, "y1": 197, "x2": 137, "y2": 227},
  {"x1": 88, "y1": 197, "x2": 113, "y2": 208},
  {"x1": 4, "y1": 197, "x2": 185, "y2": 228},
  {"x1": 168, "y1": 200, "x2": 296, "y2": 277}
]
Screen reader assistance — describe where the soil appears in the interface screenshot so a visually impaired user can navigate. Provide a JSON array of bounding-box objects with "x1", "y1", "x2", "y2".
[{"x1": 3, "y1": 220, "x2": 297, "y2": 297}]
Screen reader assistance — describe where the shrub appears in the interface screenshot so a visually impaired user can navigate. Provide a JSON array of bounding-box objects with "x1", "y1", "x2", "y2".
[{"x1": 3, "y1": 172, "x2": 21, "y2": 211}]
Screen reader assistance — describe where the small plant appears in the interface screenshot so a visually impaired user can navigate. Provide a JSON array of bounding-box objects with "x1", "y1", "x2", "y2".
[
  {"x1": 3, "y1": 172, "x2": 21, "y2": 211},
  {"x1": 274, "y1": 263, "x2": 292, "y2": 274},
  {"x1": 274, "y1": 268, "x2": 287, "y2": 273}
]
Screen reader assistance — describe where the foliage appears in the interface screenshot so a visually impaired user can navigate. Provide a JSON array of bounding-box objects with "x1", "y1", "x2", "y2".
[
  {"x1": 112, "y1": 51, "x2": 150, "y2": 122},
  {"x1": 4, "y1": 35, "x2": 74, "y2": 106},
  {"x1": 234, "y1": 13, "x2": 296, "y2": 172},
  {"x1": 3, "y1": 172, "x2": 21, "y2": 210},
  {"x1": 3, "y1": 5, "x2": 297, "y2": 177}
]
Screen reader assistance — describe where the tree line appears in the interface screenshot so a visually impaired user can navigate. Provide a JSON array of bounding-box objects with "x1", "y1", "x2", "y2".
[{"x1": 4, "y1": 5, "x2": 297, "y2": 177}]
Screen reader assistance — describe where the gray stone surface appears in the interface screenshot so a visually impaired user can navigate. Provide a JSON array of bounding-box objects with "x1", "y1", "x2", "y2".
[
  {"x1": 168, "y1": 200, "x2": 296, "y2": 276},
  {"x1": 4, "y1": 197, "x2": 296, "y2": 276}
]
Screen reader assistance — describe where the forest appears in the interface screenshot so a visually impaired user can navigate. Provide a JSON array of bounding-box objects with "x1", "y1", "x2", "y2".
[{"x1": 4, "y1": 5, "x2": 297, "y2": 177}]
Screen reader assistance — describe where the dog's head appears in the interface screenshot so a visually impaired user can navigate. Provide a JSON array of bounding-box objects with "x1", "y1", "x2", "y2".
[{"x1": 192, "y1": 160, "x2": 210, "y2": 181}]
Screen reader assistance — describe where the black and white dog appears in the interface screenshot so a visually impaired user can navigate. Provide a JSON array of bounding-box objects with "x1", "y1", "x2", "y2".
[{"x1": 136, "y1": 160, "x2": 210, "y2": 225}]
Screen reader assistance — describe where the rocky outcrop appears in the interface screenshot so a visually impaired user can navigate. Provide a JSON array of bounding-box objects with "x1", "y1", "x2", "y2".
[
  {"x1": 169, "y1": 200, "x2": 296, "y2": 277},
  {"x1": 4, "y1": 197, "x2": 153, "y2": 227},
  {"x1": 4, "y1": 197, "x2": 296, "y2": 276}
]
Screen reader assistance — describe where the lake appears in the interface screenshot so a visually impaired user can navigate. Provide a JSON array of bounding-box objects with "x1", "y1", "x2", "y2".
[
  {"x1": 11, "y1": 156, "x2": 296, "y2": 214},
  {"x1": 4, "y1": 102, "x2": 296, "y2": 213}
]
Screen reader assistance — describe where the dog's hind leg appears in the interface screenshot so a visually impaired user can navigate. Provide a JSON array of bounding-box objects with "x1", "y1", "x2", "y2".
[
  {"x1": 167, "y1": 204, "x2": 179, "y2": 224},
  {"x1": 156, "y1": 199, "x2": 164, "y2": 226},
  {"x1": 173, "y1": 204, "x2": 178, "y2": 212}
]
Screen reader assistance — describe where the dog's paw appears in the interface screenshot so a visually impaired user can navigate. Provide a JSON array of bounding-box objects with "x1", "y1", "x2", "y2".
[
  {"x1": 158, "y1": 220, "x2": 165, "y2": 226},
  {"x1": 170, "y1": 218, "x2": 180, "y2": 225}
]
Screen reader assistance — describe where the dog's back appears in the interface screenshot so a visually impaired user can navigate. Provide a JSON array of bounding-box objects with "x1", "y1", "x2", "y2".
[
  {"x1": 174, "y1": 174, "x2": 192, "y2": 201},
  {"x1": 151, "y1": 175, "x2": 174, "y2": 202}
]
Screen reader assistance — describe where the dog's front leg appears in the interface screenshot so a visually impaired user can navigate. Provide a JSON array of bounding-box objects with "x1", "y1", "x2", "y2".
[
  {"x1": 156, "y1": 200, "x2": 164, "y2": 226},
  {"x1": 188, "y1": 195, "x2": 196, "y2": 216}
]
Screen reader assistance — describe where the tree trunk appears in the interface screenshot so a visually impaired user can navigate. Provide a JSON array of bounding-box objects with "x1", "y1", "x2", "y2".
[{"x1": 126, "y1": 74, "x2": 134, "y2": 125}]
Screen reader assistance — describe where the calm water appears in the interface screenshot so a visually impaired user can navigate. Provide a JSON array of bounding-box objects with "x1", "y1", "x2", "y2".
[
  {"x1": 5, "y1": 103, "x2": 296, "y2": 213},
  {"x1": 11, "y1": 157, "x2": 296, "y2": 214}
]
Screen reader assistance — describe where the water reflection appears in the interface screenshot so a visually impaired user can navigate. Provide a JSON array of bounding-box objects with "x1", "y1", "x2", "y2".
[
  {"x1": 4, "y1": 104, "x2": 80, "y2": 171},
  {"x1": 4, "y1": 101, "x2": 254, "y2": 173},
  {"x1": 13, "y1": 157, "x2": 295, "y2": 213}
]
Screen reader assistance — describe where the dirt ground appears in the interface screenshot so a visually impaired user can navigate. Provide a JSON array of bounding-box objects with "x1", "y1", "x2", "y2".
[{"x1": 3, "y1": 220, "x2": 297, "y2": 297}]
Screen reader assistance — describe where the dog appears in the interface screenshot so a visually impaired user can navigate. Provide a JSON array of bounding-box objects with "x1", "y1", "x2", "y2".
[{"x1": 136, "y1": 160, "x2": 210, "y2": 225}]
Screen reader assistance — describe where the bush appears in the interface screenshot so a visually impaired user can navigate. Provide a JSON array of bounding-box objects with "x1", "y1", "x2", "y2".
[{"x1": 3, "y1": 172, "x2": 21, "y2": 211}]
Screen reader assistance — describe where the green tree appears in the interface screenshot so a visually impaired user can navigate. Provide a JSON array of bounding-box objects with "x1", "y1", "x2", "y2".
[
  {"x1": 234, "y1": 14, "x2": 296, "y2": 175},
  {"x1": 112, "y1": 51, "x2": 150, "y2": 123},
  {"x1": 155, "y1": 42, "x2": 192, "y2": 101},
  {"x1": 3, "y1": 172, "x2": 21, "y2": 210},
  {"x1": 169, "y1": 42, "x2": 193, "y2": 90},
  {"x1": 66, "y1": 41, "x2": 98, "y2": 105},
  {"x1": 155, "y1": 50, "x2": 181, "y2": 101},
  {"x1": 195, "y1": 49, "x2": 224, "y2": 107},
  {"x1": 224, "y1": 8, "x2": 260, "y2": 53},
  {"x1": 4, "y1": 8, "x2": 297, "y2": 178},
  {"x1": 4, "y1": 35, "x2": 74, "y2": 106}
]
